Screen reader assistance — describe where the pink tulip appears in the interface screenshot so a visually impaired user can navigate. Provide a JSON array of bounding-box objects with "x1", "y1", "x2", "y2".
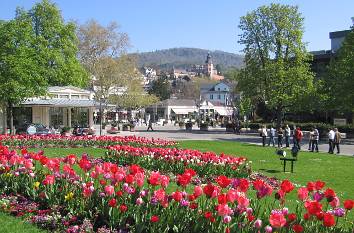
[{"x1": 104, "y1": 185, "x2": 115, "y2": 196}]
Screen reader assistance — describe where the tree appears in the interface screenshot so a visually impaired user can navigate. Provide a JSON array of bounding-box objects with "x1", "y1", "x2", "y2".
[
  {"x1": 238, "y1": 3, "x2": 314, "y2": 127},
  {"x1": 148, "y1": 75, "x2": 171, "y2": 100},
  {"x1": 326, "y1": 28, "x2": 354, "y2": 113},
  {"x1": 77, "y1": 19, "x2": 131, "y2": 101},
  {"x1": 0, "y1": 0, "x2": 87, "y2": 134}
]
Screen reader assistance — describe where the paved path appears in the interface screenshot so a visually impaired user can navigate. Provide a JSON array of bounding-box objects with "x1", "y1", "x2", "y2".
[{"x1": 97, "y1": 124, "x2": 354, "y2": 156}]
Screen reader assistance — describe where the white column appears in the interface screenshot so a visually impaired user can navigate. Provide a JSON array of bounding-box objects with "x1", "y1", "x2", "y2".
[
  {"x1": 67, "y1": 108, "x2": 72, "y2": 127},
  {"x1": 88, "y1": 107, "x2": 94, "y2": 128}
]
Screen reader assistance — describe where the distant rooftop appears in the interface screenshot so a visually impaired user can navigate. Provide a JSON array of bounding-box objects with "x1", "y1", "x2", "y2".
[{"x1": 329, "y1": 30, "x2": 351, "y2": 39}]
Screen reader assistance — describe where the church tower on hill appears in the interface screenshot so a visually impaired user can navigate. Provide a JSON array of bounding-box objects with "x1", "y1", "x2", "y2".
[{"x1": 205, "y1": 52, "x2": 213, "y2": 78}]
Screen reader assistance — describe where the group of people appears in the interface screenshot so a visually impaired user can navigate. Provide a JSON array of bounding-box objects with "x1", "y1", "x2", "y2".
[{"x1": 260, "y1": 125, "x2": 343, "y2": 154}]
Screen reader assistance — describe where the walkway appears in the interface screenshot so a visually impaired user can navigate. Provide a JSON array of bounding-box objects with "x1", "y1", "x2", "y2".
[{"x1": 96, "y1": 124, "x2": 354, "y2": 156}]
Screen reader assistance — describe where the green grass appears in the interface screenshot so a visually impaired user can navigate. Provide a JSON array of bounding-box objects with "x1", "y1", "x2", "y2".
[
  {"x1": 0, "y1": 212, "x2": 46, "y2": 233},
  {"x1": 179, "y1": 140, "x2": 354, "y2": 200}
]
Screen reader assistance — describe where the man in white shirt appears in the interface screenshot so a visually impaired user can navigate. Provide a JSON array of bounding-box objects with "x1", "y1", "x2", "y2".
[
  {"x1": 328, "y1": 128, "x2": 335, "y2": 154},
  {"x1": 268, "y1": 127, "x2": 276, "y2": 147}
]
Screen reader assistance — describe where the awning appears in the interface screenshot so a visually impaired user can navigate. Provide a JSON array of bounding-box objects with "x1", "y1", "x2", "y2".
[
  {"x1": 22, "y1": 99, "x2": 115, "y2": 108},
  {"x1": 171, "y1": 108, "x2": 196, "y2": 115},
  {"x1": 215, "y1": 108, "x2": 234, "y2": 116}
]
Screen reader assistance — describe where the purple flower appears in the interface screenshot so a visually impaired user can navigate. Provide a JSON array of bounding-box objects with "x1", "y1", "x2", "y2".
[
  {"x1": 180, "y1": 199, "x2": 189, "y2": 207},
  {"x1": 313, "y1": 192, "x2": 324, "y2": 202},
  {"x1": 333, "y1": 208, "x2": 345, "y2": 217}
]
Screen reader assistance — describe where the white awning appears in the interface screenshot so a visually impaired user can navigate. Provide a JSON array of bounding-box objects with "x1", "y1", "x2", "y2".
[
  {"x1": 171, "y1": 108, "x2": 196, "y2": 115},
  {"x1": 215, "y1": 108, "x2": 234, "y2": 116}
]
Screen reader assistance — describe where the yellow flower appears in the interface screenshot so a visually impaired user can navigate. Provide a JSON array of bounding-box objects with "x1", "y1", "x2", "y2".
[
  {"x1": 65, "y1": 192, "x2": 74, "y2": 201},
  {"x1": 33, "y1": 181, "x2": 40, "y2": 189}
]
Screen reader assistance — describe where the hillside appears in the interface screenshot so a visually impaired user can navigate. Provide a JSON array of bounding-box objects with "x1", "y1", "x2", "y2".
[{"x1": 135, "y1": 48, "x2": 244, "y2": 70}]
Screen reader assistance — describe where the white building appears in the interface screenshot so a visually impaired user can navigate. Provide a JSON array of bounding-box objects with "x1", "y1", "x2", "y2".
[
  {"x1": 20, "y1": 86, "x2": 98, "y2": 129},
  {"x1": 200, "y1": 82, "x2": 233, "y2": 106}
]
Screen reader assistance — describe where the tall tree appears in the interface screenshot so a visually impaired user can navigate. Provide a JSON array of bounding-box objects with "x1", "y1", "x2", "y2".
[
  {"x1": 0, "y1": 0, "x2": 87, "y2": 134},
  {"x1": 238, "y1": 3, "x2": 314, "y2": 127},
  {"x1": 148, "y1": 75, "x2": 171, "y2": 101},
  {"x1": 326, "y1": 28, "x2": 354, "y2": 113},
  {"x1": 77, "y1": 19, "x2": 133, "y2": 101}
]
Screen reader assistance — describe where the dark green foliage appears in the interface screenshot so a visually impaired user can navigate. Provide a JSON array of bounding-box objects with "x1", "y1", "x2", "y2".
[
  {"x1": 135, "y1": 48, "x2": 244, "y2": 70},
  {"x1": 148, "y1": 75, "x2": 171, "y2": 100}
]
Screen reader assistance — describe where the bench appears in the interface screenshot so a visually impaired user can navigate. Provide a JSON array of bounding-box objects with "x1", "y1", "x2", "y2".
[
  {"x1": 280, "y1": 157, "x2": 297, "y2": 173},
  {"x1": 277, "y1": 148, "x2": 298, "y2": 173}
]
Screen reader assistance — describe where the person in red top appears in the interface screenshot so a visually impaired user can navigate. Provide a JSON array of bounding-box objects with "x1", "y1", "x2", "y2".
[{"x1": 294, "y1": 127, "x2": 303, "y2": 150}]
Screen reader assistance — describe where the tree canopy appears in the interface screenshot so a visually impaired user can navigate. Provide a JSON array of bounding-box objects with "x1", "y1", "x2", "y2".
[
  {"x1": 238, "y1": 3, "x2": 314, "y2": 127},
  {"x1": 0, "y1": 0, "x2": 87, "y2": 133},
  {"x1": 148, "y1": 75, "x2": 171, "y2": 101},
  {"x1": 326, "y1": 28, "x2": 354, "y2": 112}
]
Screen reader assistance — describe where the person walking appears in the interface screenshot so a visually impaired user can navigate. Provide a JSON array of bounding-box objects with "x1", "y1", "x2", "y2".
[
  {"x1": 328, "y1": 128, "x2": 335, "y2": 154},
  {"x1": 260, "y1": 125, "x2": 268, "y2": 147},
  {"x1": 333, "y1": 128, "x2": 342, "y2": 154},
  {"x1": 308, "y1": 128, "x2": 315, "y2": 150},
  {"x1": 147, "y1": 119, "x2": 154, "y2": 131},
  {"x1": 284, "y1": 124, "x2": 291, "y2": 147},
  {"x1": 311, "y1": 127, "x2": 319, "y2": 152},
  {"x1": 294, "y1": 127, "x2": 303, "y2": 150},
  {"x1": 277, "y1": 127, "x2": 284, "y2": 148},
  {"x1": 268, "y1": 126, "x2": 276, "y2": 147}
]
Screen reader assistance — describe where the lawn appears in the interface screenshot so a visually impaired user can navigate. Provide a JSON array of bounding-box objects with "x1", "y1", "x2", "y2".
[
  {"x1": 179, "y1": 140, "x2": 354, "y2": 200},
  {"x1": 2, "y1": 140, "x2": 353, "y2": 232}
]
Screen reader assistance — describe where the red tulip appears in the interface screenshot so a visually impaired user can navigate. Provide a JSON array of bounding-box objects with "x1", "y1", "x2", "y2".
[
  {"x1": 344, "y1": 199, "x2": 354, "y2": 210},
  {"x1": 323, "y1": 213, "x2": 335, "y2": 227}
]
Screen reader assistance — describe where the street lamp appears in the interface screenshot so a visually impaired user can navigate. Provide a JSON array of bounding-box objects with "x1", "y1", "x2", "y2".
[{"x1": 99, "y1": 95, "x2": 104, "y2": 136}]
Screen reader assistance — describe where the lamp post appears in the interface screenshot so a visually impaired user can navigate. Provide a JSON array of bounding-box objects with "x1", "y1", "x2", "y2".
[{"x1": 99, "y1": 95, "x2": 104, "y2": 136}]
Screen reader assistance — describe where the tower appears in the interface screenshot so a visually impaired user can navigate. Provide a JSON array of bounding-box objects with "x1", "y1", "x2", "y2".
[{"x1": 205, "y1": 53, "x2": 213, "y2": 79}]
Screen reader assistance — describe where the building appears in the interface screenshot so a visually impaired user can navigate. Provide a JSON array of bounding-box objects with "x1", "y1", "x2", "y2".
[
  {"x1": 189, "y1": 53, "x2": 221, "y2": 80},
  {"x1": 200, "y1": 82, "x2": 234, "y2": 106},
  {"x1": 145, "y1": 98, "x2": 198, "y2": 122},
  {"x1": 311, "y1": 29, "x2": 351, "y2": 78},
  {"x1": 18, "y1": 86, "x2": 99, "y2": 130}
]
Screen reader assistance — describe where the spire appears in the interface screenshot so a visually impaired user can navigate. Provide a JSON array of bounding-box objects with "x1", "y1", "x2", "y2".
[{"x1": 205, "y1": 52, "x2": 212, "y2": 64}]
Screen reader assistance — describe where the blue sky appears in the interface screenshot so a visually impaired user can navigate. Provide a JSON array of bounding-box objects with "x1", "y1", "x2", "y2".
[{"x1": 1, "y1": 0, "x2": 353, "y2": 54}]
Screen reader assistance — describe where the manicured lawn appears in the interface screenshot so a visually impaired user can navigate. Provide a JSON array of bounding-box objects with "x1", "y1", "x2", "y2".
[
  {"x1": 179, "y1": 140, "x2": 354, "y2": 200},
  {"x1": 0, "y1": 212, "x2": 46, "y2": 233}
]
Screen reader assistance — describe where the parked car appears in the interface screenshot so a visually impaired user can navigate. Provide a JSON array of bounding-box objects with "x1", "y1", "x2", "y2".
[
  {"x1": 72, "y1": 124, "x2": 95, "y2": 136},
  {"x1": 16, "y1": 123, "x2": 53, "y2": 135}
]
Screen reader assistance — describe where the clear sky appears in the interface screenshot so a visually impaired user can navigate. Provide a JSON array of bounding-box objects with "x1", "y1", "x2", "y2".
[{"x1": 1, "y1": 0, "x2": 353, "y2": 54}]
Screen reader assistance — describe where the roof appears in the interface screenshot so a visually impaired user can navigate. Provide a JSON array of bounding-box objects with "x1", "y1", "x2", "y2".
[
  {"x1": 48, "y1": 86, "x2": 91, "y2": 94},
  {"x1": 329, "y1": 30, "x2": 351, "y2": 39},
  {"x1": 157, "y1": 98, "x2": 196, "y2": 107},
  {"x1": 22, "y1": 99, "x2": 105, "y2": 107}
]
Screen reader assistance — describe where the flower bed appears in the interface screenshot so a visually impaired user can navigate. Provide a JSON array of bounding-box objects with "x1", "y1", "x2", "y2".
[
  {"x1": 0, "y1": 134, "x2": 176, "y2": 148},
  {"x1": 106, "y1": 145, "x2": 250, "y2": 178},
  {"x1": 0, "y1": 145, "x2": 353, "y2": 232}
]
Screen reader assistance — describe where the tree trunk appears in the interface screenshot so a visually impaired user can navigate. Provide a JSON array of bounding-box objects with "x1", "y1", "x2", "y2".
[
  {"x1": 8, "y1": 102, "x2": 14, "y2": 135},
  {"x1": 276, "y1": 106, "x2": 282, "y2": 129}
]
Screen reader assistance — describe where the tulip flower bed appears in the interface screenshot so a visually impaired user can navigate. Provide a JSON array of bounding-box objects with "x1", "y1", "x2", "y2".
[
  {"x1": 0, "y1": 135, "x2": 176, "y2": 148},
  {"x1": 106, "y1": 145, "x2": 250, "y2": 178},
  {"x1": 1, "y1": 145, "x2": 353, "y2": 233}
]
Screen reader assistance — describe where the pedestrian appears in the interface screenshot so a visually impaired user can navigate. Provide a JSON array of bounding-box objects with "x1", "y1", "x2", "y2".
[
  {"x1": 277, "y1": 127, "x2": 284, "y2": 148},
  {"x1": 147, "y1": 119, "x2": 154, "y2": 131},
  {"x1": 292, "y1": 125, "x2": 297, "y2": 147},
  {"x1": 260, "y1": 125, "x2": 267, "y2": 147},
  {"x1": 328, "y1": 128, "x2": 335, "y2": 154},
  {"x1": 268, "y1": 126, "x2": 276, "y2": 147},
  {"x1": 312, "y1": 127, "x2": 319, "y2": 152},
  {"x1": 333, "y1": 128, "x2": 342, "y2": 154},
  {"x1": 294, "y1": 127, "x2": 303, "y2": 150},
  {"x1": 284, "y1": 124, "x2": 291, "y2": 147},
  {"x1": 308, "y1": 128, "x2": 315, "y2": 150}
]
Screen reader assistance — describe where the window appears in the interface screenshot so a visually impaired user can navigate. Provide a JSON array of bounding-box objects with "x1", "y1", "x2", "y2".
[
  {"x1": 218, "y1": 94, "x2": 221, "y2": 99},
  {"x1": 223, "y1": 95, "x2": 225, "y2": 99},
  {"x1": 210, "y1": 94, "x2": 213, "y2": 99},
  {"x1": 81, "y1": 95, "x2": 90, "y2": 99},
  {"x1": 218, "y1": 88, "x2": 220, "y2": 91},
  {"x1": 71, "y1": 95, "x2": 80, "y2": 99},
  {"x1": 59, "y1": 94, "x2": 69, "y2": 99}
]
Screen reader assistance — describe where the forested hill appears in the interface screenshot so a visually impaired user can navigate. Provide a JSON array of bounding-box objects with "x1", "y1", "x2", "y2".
[{"x1": 134, "y1": 48, "x2": 244, "y2": 70}]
